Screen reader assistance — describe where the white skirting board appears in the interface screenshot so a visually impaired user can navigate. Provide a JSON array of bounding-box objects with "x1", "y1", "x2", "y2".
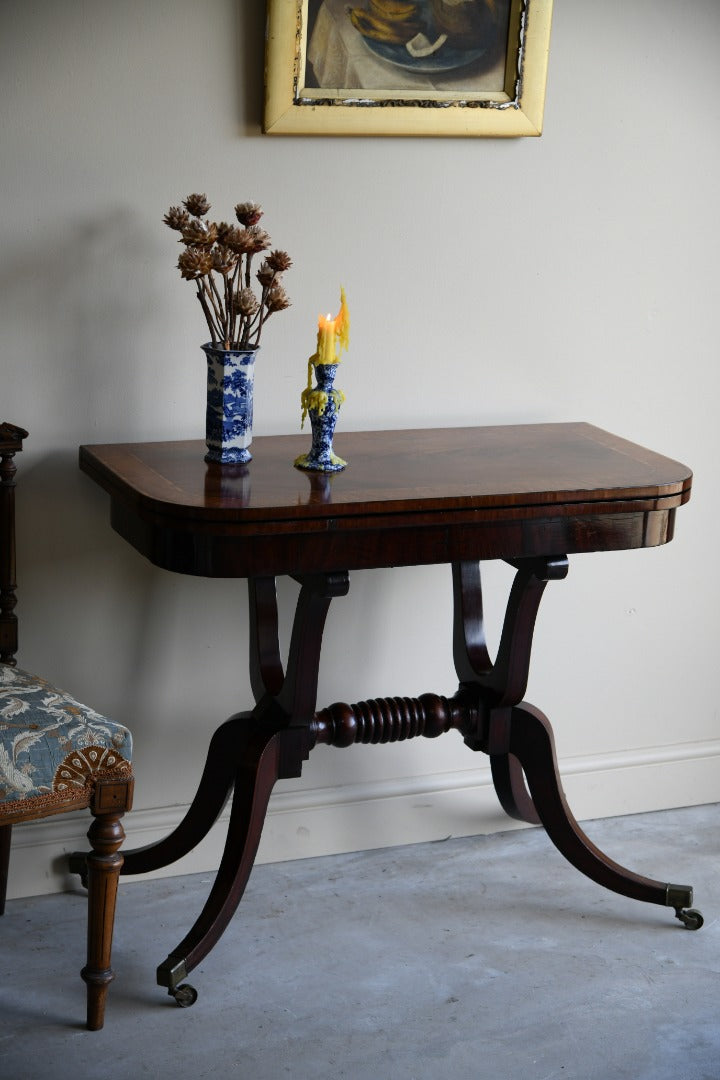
[{"x1": 6, "y1": 739, "x2": 720, "y2": 900}]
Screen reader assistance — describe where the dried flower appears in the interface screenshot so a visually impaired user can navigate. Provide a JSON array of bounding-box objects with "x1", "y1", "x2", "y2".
[
  {"x1": 266, "y1": 283, "x2": 291, "y2": 312},
  {"x1": 223, "y1": 227, "x2": 256, "y2": 255},
  {"x1": 236, "y1": 287, "x2": 260, "y2": 316},
  {"x1": 166, "y1": 193, "x2": 291, "y2": 349},
  {"x1": 216, "y1": 221, "x2": 235, "y2": 243},
  {"x1": 235, "y1": 201, "x2": 263, "y2": 226},
  {"x1": 246, "y1": 226, "x2": 271, "y2": 254},
  {"x1": 267, "y1": 250, "x2": 292, "y2": 272},
  {"x1": 164, "y1": 206, "x2": 190, "y2": 231},
  {"x1": 184, "y1": 193, "x2": 211, "y2": 217},
  {"x1": 256, "y1": 260, "x2": 276, "y2": 287},
  {"x1": 181, "y1": 220, "x2": 217, "y2": 248},
  {"x1": 178, "y1": 247, "x2": 213, "y2": 279},
  {"x1": 212, "y1": 246, "x2": 237, "y2": 276}
]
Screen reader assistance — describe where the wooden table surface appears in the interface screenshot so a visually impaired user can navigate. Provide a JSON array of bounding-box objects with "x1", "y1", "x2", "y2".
[{"x1": 79, "y1": 423, "x2": 692, "y2": 578}]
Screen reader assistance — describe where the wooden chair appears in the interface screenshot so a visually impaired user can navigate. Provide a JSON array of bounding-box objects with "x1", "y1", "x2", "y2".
[{"x1": 0, "y1": 422, "x2": 134, "y2": 1030}]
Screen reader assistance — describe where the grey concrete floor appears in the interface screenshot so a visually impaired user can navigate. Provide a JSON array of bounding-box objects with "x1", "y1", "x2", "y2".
[{"x1": 1, "y1": 803, "x2": 718, "y2": 1080}]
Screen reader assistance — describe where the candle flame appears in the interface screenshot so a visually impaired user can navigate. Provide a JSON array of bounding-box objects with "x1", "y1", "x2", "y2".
[{"x1": 309, "y1": 288, "x2": 349, "y2": 371}]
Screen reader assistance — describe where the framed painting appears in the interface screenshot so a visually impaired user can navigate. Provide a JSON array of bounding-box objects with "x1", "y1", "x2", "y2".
[{"x1": 264, "y1": 0, "x2": 553, "y2": 137}]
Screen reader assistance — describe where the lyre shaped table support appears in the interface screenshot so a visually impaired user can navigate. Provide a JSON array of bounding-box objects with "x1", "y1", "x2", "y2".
[{"x1": 108, "y1": 556, "x2": 700, "y2": 1007}]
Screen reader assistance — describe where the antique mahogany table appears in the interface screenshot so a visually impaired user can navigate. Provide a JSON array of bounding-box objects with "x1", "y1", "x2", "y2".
[{"x1": 78, "y1": 423, "x2": 703, "y2": 1007}]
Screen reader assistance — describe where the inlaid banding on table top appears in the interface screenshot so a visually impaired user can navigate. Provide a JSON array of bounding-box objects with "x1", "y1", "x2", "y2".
[{"x1": 80, "y1": 424, "x2": 692, "y2": 525}]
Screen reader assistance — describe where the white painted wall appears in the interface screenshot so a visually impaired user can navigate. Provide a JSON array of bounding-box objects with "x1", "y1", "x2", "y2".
[{"x1": 2, "y1": 0, "x2": 719, "y2": 898}]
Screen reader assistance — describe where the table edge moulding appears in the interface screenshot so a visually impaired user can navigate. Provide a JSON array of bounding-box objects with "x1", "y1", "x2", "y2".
[
  {"x1": 75, "y1": 422, "x2": 702, "y2": 1011},
  {"x1": 79, "y1": 423, "x2": 692, "y2": 580}
]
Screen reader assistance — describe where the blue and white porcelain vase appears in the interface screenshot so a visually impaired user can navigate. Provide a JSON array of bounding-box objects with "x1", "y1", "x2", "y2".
[
  {"x1": 294, "y1": 362, "x2": 346, "y2": 473},
  {"x1": 202, "y1": 343, "x2": 257, "y2": 465}
]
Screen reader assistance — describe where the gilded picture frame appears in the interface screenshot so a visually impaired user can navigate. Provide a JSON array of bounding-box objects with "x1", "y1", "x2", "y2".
[{"x1": 264, "y1": 0, "x2": 553, "y2": 137}]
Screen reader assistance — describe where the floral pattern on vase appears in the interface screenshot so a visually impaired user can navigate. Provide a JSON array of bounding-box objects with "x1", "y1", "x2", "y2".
[{"x1": 203, "y1": 343, "x2": 257, "y2": 465}]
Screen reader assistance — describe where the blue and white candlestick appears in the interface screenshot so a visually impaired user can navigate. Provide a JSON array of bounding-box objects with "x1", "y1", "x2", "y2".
[{"x1": 294, "y1": 362, "x2": 347, "y2": 473}]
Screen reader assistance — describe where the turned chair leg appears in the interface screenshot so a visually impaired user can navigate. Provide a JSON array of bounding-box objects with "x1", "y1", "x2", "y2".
[{"x1": 81, "y1": 776, "x2": 133, "y2": 1031}]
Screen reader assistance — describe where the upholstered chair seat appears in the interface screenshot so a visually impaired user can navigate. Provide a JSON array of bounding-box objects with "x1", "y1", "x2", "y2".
[{"x1": 0, "y1": 665, "x2": 132, "y2": 820}]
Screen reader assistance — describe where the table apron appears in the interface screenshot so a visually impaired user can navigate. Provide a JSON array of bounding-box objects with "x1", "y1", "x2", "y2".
[{"x1": 110, "y1": 503, "x2": 676, "y2": 578}]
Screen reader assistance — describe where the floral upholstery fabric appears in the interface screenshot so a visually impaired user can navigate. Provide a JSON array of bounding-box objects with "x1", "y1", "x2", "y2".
[{"x1": 0, "y1": 664, "x2": 132, "y2": 817}]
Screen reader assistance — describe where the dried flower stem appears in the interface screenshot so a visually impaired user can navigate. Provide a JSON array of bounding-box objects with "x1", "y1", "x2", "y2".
[
  {"x1": 206, "y1": 275, "x2": 226, "y2": 338},
  {"x1": 195, "y1": 284, "x2": 220, "y2": 346},
  {"x1": 252, "y1": 288, "x2": 269, "y2": 346}
]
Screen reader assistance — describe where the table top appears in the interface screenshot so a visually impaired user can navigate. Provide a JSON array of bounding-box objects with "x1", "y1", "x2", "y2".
[{"x1": 79, "y1": 424, "x2": 692, "y2": 578}]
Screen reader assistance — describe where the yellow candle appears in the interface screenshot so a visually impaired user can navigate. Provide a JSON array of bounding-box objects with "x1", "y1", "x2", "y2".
[
  {"x1": 313, "y1": 288, "x2": 349, "y2": 367},
  {"x1": 317, "y1": 312, "x2": 336, "y2": 365}
]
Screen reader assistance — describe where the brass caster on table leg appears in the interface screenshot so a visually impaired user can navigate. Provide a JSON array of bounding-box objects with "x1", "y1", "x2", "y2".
[
  {"x1": 674, "y1": 907, "x2": 704, "y2": 931},
  {"x1": 169, "y1": 983, "x2": 198, "y2": 1008},
  {"x1": 158, "y1": 954, "x2": 198, "y2": 1007},
  {"x1": 666, "y1": 884, "x2": 703, "y2": 930}
]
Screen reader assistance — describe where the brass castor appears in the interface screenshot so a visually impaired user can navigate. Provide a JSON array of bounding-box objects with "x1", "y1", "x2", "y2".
[
  {"x1": 666, "y1": 885, "x2": 703, "y2": 930},
  {"x1": 170, "y1": 983, "x2": 198, "y2": 1008},
  {"x1": 674, "y1": 907, "x2": 704, "y2": 931}
]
